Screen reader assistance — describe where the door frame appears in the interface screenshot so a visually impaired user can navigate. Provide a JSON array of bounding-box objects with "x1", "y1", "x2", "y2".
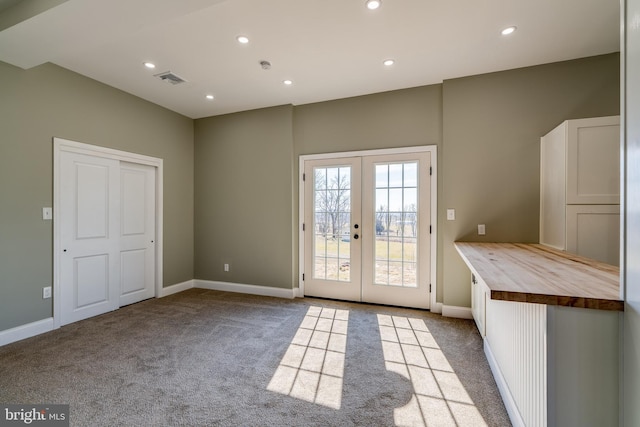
[
  {"x1": 53, "y1": 137, "x2": 163, "y2": 328},
  {"x1": 298, "y1": 145, "x2": 437, "y2": 310}
]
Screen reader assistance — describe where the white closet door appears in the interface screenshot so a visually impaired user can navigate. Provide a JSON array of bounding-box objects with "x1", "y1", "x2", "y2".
[
  {"x1": 119, "y1": 162, "x2": 156, "y2": 306},
  {"x1": 60, "y1": 152, "x2": 120, "y2": 325}
]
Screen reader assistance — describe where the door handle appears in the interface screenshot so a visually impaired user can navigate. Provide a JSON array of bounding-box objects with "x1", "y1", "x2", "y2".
[{"x1": 353, "y1": 234, "x2": 359, "y2": 240}]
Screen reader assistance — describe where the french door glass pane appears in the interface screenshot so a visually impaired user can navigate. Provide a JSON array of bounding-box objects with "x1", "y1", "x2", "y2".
[
  {"x1": 313, "y1": 166, "x2": 351, "y2": 282},
  {"x1": 374, "y1": 162, "x2": 418, "y2": 288}
]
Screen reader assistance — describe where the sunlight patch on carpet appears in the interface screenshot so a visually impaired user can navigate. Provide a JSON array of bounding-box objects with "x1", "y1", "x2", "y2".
[
  {"x1": 377, "y1": 314, "x2": 488, "y2": 427},
  {"x1": 267, "y1": 306, "x2": 349, "y2": 409}
]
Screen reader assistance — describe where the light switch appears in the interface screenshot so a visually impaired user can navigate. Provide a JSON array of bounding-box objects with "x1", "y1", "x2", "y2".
[
  {"x1": 478, "y1": 224, "x2": 486, "y2": 235},
  {"x1": 446, "y1": 209, "x2": 455, "y2": 221},
  {"x1": 42, "y1": 207, "x2": 52, "y2": 220}
]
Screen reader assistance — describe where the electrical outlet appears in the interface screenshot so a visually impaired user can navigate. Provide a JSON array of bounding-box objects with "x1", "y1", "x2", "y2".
[
  {"x1": 478, "y1": 224, "x2": 486, "y2": 235},
  {"x1": 447, "y1": 209, "x2": 455, "y2": 221},
  {"x1": 224, "y1": 263, "x2": 230, "y2": 272},
  {"x1": 43, "y1": 286, "x2": 52, "y2": 299},
  {"x1": 42, "y1": 207, "x2": 52, "y2": 220}
]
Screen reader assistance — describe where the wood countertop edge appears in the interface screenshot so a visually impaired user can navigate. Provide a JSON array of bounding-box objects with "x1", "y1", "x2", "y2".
[
  {"x1": 490, "y1": 290, "x2": 624, "y2": 311},
  {"x1": 454, "y1": 242, "x2": 624, "y2": 312}
]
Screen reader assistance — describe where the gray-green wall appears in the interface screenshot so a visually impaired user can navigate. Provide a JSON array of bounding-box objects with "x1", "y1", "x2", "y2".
[
  {"x1": 194, "y1": 106, "x2": 295, "y2": 288},
  {"x1": 293, "y1": 85, "x2": 444, "y2": 298},
  {"x1": 0, "y1": 52, "x2": 619, "y2": 333},
  {"x1": 0, "y1": 61, "x2": 194, "y2": 331},
  {"x1": 193, "y1": 54, "x2": 619, "y2": 308},
  {"x1": 192, "y1": 86, "x2": 442, "y2": 290},
  {"x1": 442, "y1": 54, "x2": 620, "y2": 306}
]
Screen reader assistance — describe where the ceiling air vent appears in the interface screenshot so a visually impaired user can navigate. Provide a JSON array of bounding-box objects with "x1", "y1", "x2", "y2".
[{"x1": 154, "y1": 71, "x2": 187, "y2": 85}]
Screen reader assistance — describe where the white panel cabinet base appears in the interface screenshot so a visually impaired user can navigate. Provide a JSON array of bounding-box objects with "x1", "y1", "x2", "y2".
[
  {"x1": 546, "y1": 306, "x2": 620, "y2": 427},
  {"x1": 457, "y1": 242, "x2": 621, "y2": 427},
  {"x1": 483, "y1": 299, "x2": 620, "y2": 427},
  {"x1": 471, "y1": 274, "x2": 488, "y2": 338},
  {"x1": 486, "y1": 299, "x2": 547, "y2": 427}
]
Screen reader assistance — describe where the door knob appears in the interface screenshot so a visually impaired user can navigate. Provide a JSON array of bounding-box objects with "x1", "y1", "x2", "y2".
[
  {"x1": 354, "y1": 234, "x2": 359, "y2": 240},
  {"x1": 354, "y1": 224, "x2": 359, "y2": 229}
]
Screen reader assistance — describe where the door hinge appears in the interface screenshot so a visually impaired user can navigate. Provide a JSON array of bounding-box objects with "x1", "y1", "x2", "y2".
[
  {"x1": 430, "y1": 166, "x2": 432, "y2": 176},
  {"x1": 303, "y1": 173, "x2": 306, "y2": 181},
  {"x1": 429, "y1": 225, "x2": 432, "y2": 234},
  {"x1": 302, "y1": 273, "x2": 305, "y2": 281},
  {"x1": 303, "y1": 223, "x2": 305, "y2": 231},
  {"x1": 429, "y1": 284, "x2": 432, "y2": 292}
]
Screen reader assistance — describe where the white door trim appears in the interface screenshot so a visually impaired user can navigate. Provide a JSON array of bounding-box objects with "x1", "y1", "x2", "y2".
[
  {"x1": 298, "y1": 145, "x2": 438, "y2": 310},
  {"x1": 53, "y1": 137, "x2": 163, "y2": 328}
]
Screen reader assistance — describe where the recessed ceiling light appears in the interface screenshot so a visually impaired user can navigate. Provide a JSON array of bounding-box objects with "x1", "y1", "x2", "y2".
[
  {"x1": 366, "y1": 0, "x2": 381, "y2": 10},
  {"x1": 237, "y1": 35, "x2": 249, "y2": 44},
  {"x1": 143, "y1": 62, "x2": 156, "y2": 69},
  {"x1": 383, "y1": 59, "x2": 395, "y2": 66},
  {"x1": 206, "y1": 94, "x2": 214, "y2": 100},
  {"x1": 283, "y1": 80, "x2": 293, "y2": 86},
  {"x1": 501, "y1": 26, "x2": 517, "y2": 36}
]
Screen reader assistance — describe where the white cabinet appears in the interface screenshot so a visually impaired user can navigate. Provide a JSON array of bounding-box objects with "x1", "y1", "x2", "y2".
[
  {"x1": 456, "y1": 242, "x2": 622, "y2": 427},
  {"x1": 484, "y1": 300, "x2": 620, "y2": 427},
  {"x1": 566, "y1": 204, "x2": 620, "y2": 265},
  {"x1": 471, "y1": 274, "x2": 488, "y2": 337},
  {"x1": 540, "y1": 116, "x2": 620, "y2": 265}
]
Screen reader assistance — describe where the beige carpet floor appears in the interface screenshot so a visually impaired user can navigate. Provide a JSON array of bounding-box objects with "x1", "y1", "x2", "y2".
[{"x1": 0, "y1": 289, "x2": 511, "y2": 426}]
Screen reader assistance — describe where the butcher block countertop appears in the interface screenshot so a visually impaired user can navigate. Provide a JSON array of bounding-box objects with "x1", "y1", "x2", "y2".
[{"x1": 454, "y1": 242, "x2": 623, "y2": 311}]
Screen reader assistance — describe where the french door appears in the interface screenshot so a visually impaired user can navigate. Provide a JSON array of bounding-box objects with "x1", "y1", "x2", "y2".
[{"x1": 303, "y1": 150, "x2": 432, "y2": 309}]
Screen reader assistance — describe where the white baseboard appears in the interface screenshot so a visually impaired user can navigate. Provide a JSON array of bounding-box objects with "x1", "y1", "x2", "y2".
[
  {"x1": 441, "y1": 305, "x2": 473, "y2": 319},
  {"x1": 158, "y1": 279, "x2": 195, "y2": 297},
  {"x1": 0, "y1": 317, "x2": 55, "y2": 347},
  {"x1": 1, "y1": 279, "x2": 294, "y2": 348},
  {"x1": 431, "y1": 302, "x2": 443, "y2": 314},
  {"x1": 484, "y1": 340, "x2": 525, "y2": 427},
  {"x1": 194, "y1": 279, "x2": 296, "y2": 299}
]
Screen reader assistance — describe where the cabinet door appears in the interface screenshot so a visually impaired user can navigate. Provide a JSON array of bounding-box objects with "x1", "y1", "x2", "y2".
[
  {"x1": 566, "y1": 204, "x2": 620, "y2": 265},
  {"x1": 566, "y1": 116, "x2": 620, "y2": 205},
  {"x1": 471, "y1": 274, "x2": 487, "y2": 337}
]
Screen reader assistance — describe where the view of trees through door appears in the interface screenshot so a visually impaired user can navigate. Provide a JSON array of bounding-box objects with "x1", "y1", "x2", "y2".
[
  {"x1": 312, "y1": 162, "x2": 418, "y2": 287},
  {"x1": 373, "y1": 162, "x2": 418, "y2": 287},
  {"x1": 313, "y1": 166, "x2": 352, "y2": 282},
  {"x1": 304, "y1": 149, "x2": 432, "y2": 309}
]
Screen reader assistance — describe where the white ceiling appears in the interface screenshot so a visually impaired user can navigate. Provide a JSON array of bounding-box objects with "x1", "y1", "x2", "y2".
[{"x1": 0, "y1": 0, "x2": 620, "y2": 119}]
